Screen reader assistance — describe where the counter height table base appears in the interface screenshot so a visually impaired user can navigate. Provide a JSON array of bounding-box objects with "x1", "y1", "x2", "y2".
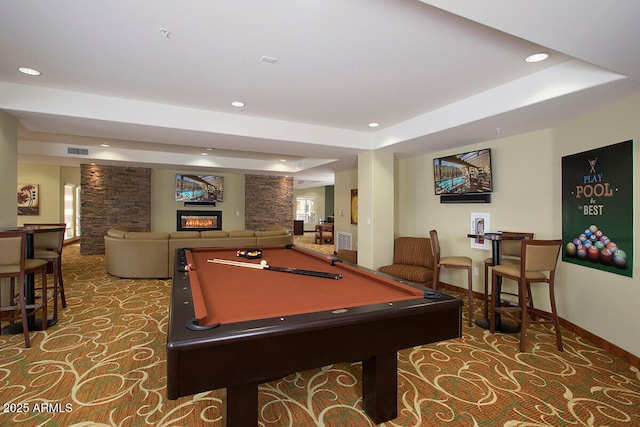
[
  {"x1": 468, "y1": 233, "x2": 528, "y2": 334},
  {"x1": 166, "y1": 245, "x2": 463, "y2": 426},
  {"x1": 0, "y1": 226, "x2": 64, "y2": 334}
]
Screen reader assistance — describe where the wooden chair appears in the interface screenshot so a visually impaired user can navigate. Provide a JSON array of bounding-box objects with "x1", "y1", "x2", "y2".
[
  {"x1": 24, "y1": 224, "x2": 67, "y2": 316},
  {"x1": 430, "y1": 230, "x2": 473, "y2": 326},
  {"x1": 490, "y1": 239, "x2": 563, "y2": 352},
  {"x1": 314, "y1": 224, "x2": 333, "y2": 244},
  {"x1": 0, "y1": 230, "x2": 50, "y2": 348},
  {"x1": 482, "y1": 231, "x2": 534, "y2": 319}
]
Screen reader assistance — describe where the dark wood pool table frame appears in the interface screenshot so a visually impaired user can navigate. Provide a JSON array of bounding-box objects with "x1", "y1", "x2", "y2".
[{"x1": 166, "y1": 246, "x2": 462, "y2": 426}]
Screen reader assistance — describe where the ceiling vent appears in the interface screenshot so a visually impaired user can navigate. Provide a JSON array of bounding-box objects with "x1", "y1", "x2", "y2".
[{"x1": 67, "y1": 147, "x2": 89, "y2": 155}]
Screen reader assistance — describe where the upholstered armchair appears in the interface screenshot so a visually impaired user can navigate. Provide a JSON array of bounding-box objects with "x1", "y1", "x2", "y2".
[{"x1": 378, "y1": 237, "x2": 434, "y2": 287}]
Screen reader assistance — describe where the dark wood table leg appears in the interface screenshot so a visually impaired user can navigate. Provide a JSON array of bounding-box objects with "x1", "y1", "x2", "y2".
[
  {"x1": 225, "y1": 383, "x2": 258, "y2": 426},
  {"x1": 25, "y1": 232, "x2": 37, "y2": 330},
  {"x1": 362, "y1": 352, "x2": 397, "y2": 424},
  {"x1": 475, "y1": 239, "x2": 519, "y2": 333},
  {"x1": 476, "y1": 240, "x2": 504, "y2": 330}
]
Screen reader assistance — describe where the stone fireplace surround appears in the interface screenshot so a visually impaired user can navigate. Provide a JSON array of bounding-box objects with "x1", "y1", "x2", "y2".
[{"x1": 80, "y1": 165, "x2": 294, "y2": 255}]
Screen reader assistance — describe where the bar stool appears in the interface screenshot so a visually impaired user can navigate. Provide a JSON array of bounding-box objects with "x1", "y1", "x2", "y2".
[
  {"x1": 0, "y1": 230, "x2": 50, "y2": 348},
  {"x1": 430, "y1": 230, "x2": 473, "y2": 326},
  {"x1": 482, "y1": 231, "x2": 534, "y2": 319},
  {"x1": 490, "y1": 239, "x2": 563, "y2": 352}
]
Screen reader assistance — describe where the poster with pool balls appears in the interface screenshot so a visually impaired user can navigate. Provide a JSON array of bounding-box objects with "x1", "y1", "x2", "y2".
[{"x1": 561, "y1": 140, "x2": 633, "y2": 277}]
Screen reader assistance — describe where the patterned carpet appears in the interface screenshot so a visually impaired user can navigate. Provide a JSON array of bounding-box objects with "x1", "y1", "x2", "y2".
[{"x1": 1, "y1": 243, "x2": 639, "y2": 426}]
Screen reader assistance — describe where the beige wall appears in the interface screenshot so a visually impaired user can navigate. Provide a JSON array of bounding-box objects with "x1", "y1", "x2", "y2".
[
  {"x1": 151, "y1": 169, "x2": 246, "y2": 232},
  {"x1": 17, "y1": 163, "x2": 63, "y2": 225},
  {"x1": 386, "y1": 94, "x2": 639, "y2": 357},
  {"x1": 551, "y1": 93, "x2": 639, "y2": 357},
  {"x1": 15, "y1": 164, "x2": 80, "y2": 226},
  {"x1": 333, "y1": 169, "x2": 359, "y2": 249},
  {"x1": 0, "y1": 111, "x2": 17, "y2": 228}
]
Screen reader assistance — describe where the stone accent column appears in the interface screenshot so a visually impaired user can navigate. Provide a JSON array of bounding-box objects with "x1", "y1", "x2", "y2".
[
  {"x1": 244, "y1": 175, "x2": 294, "y2": 232},
  {"x1": 80, "y1": 164, "x2": 151, "y2": 255}
]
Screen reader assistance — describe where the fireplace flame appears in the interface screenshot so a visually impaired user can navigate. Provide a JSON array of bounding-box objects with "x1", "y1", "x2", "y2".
[{"x1": 182, "y1": 216, "x2": 216, "y2": 229}]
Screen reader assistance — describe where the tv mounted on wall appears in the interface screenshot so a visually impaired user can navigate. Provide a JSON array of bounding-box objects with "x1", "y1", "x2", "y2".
[
  {"x1": 433, "y1": 148, "x2": 493, "y2": 195},
  {"x1": 175, "y1": 174, "x2": 224, "y2": 203}
]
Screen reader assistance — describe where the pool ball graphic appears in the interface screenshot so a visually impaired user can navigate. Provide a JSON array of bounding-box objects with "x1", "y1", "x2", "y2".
[
  {"x1": 587, "y1": 246, "x2": 600, "y2": 261},
  {"x1": 566, "y1": 225, "x2": 628, "y2": 269},
  {"x1": 600, "y1": 248, "x2": 613, "y2": 264},
  {"x1": 613, "y1": 249, "x2": 627, "y2": 268}
]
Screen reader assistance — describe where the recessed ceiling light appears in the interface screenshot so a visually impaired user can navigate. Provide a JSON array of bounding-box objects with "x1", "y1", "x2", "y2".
[
  {"x1": 100, "y1": 143, "x2": 110, "y2": 147},
  {"x1": 280, "y1": 159, "x2": 287, "y2": 162},
  {"x1": 261, "y1": 56, "x2": 278, "y2": 64},
  {"x1": 201, "y1": 152, "x2": 208, "y2": 156},
  {"x1": 368, "y1": 122, "x2": 380, "y2": 128},
  {"x1": 525, "y1": 52, "x2": 549, "y2": 63},
  {"x1": 18, "y1": 67, "x2": 41, "y2": 76},
  {"x1": 231, "y1": 101, "x2": 245, "y2": 108}
]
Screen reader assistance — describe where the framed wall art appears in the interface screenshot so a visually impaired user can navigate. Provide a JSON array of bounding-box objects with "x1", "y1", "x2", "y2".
[
  {"x1": 562, "y1": 140, "x2": 633, "y2": 277},
  {"x1": 18, "y1": 183, "x2": 39, "y2": 215}
]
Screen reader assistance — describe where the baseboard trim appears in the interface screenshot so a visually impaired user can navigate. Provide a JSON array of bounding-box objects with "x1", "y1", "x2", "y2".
[{"x1": 437, "y1": 281, "x2": 639, "y2": 367}]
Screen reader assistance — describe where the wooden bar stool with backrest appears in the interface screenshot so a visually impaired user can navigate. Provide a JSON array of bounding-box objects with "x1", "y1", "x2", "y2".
[
  {"x1": 482, "y1": 231, "x2": 534, "y2": 319},
  {"x1": 24, "y1": 224, "x2": 67, "y2": 315},
  {"x1": 430, "y1": 230, "x2": 473, "y2": 326},
  {"x1": 490, "y1": 239, "x2": 563, "y2": 352},
  {"x1": 0, "y1": 230, "x2": 50, "y2": 348}
]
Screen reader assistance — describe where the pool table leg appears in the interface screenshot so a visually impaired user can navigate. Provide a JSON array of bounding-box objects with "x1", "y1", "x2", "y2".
[
  {"x1": 224, "y1": 383, "x2": 258, "y2": 426},
  {"x1": 362, "y1": 352, "x2": 398, "y2": 423}
]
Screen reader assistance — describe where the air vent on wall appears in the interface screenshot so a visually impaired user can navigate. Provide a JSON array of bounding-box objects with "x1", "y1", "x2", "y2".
[{"x1": 67, "y1": 147, "x2": 89, "y2": 155}]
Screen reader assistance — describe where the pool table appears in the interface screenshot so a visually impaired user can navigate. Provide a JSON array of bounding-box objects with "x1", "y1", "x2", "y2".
[{"x1": 166, "y1": 245, "x2": 462, "y2": 426}]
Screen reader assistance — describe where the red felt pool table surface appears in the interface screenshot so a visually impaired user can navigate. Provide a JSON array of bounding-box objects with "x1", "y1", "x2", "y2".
[{"x1": 186, "y1": 245, "x2": 424, "y2": 326}]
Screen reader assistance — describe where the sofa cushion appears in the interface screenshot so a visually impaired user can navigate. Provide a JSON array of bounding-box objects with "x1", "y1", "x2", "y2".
[
  {"x1": 229, "y1": 230, "x2": 255, "y2": 237},
  {"x1": 378, "y1": 264, "x2": 433, "y2": 284},
  {"x1": 125, "y1": 232, "x2": 169, "y2": 240},
  {"x1": 201, "y1": 230, "x2": 229, "y2": 238},
  {"x1": 170, "y1": 231, "x2": 200, "y2": 239},
  {"x1": 107, "y1": 227, "x2": 128, "y2": 239}
]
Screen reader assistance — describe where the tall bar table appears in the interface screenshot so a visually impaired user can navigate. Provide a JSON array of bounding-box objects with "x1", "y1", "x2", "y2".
[
  {"x1": 467, "y1": 232, "x2": 527, "y2": 333},
  {"x1": 0, "y1": 225, "x2": 64, "y2": 333}
]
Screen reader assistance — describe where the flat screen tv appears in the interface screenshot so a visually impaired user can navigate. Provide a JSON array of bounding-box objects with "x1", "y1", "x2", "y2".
[
  {"x1": 175, "y1": 174, "x2": 224, "y2": 203},
  {"x1": 433, "y1": 148, "x2": 492, "y2": 195}
]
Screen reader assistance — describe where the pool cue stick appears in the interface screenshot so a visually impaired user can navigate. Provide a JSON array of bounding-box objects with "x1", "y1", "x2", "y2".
[
  {"x1": 207, "y1": 258, "x2": 342, "y2": 279},
  {"x1": 208, "y1": 258, "x2": 265, "y2": 269}
]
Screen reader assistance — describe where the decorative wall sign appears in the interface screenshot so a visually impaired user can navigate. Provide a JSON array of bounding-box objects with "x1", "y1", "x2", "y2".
[
  {"x1": 17, "y1": 183, "x2": 39, "y2": 215},
  {"x1": 350, "y1": 189, "x2": 358, "y2": 225},
  {"x1": 561, "y1": 140, "x2": 633, "y2": 277},
  {"x1": 470, "y1": 212, "x2": 490, "y2": 250}
]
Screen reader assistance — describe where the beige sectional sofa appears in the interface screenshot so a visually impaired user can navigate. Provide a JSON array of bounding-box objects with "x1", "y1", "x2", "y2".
[{"x1": 104, "y1": 226, "x2": 292, "y2": 279}]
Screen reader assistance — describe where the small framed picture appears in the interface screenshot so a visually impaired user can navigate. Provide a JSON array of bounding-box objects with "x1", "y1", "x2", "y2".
[
  {"x1": 18, "y1": 184, "x2": 39, "y2": 215},
  {"x1": 470, "y1": 212, "x2": 490, "y2": 250}
]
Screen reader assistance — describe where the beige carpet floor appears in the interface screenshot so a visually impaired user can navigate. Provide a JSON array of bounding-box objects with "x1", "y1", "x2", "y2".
[{"x1": 1, "y1": 242, "x2": 639, "y2": 426}]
